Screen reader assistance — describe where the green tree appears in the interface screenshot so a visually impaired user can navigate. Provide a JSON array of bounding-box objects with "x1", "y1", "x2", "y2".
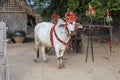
[
  {"x1": 34, "y1": 0, "x2": 120, "y2": 22},
  {"x1": 34, "y1": 0, "x2": 91, "y2": 21}
]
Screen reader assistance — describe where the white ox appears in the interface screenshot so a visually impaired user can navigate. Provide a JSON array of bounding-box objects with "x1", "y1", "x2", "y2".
[{"x1": 34, "y1": 18, "x2": 80, "y2": 69}]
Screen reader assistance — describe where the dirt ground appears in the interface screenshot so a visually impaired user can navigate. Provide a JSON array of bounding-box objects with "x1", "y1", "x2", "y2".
[{"x1": 7, "y1": 37, "x2": 120, "y2": 80}]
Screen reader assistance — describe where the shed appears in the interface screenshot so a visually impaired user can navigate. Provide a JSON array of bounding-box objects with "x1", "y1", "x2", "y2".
[{"x1": 0, "y1": 0, "x2": 41, "y2": 35}]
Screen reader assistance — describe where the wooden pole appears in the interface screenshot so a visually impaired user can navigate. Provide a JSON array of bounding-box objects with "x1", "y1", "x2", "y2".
[
  {"x1": 90, "y1": 16, "x2": 94, "y2": 62},
  {"x1": 85, "y1": 3, "x2": 95, "y2": 62},
  {"x1": 85, "y1": 15, "x2": 94, "y2": 62},
  {"x1": 86, "y1": 31, "x2": 90, "y2": 63},
  {"x1": 109, "y1": 23, "x2": 112, "y2": 54},
  {"x1": 90, "y1": 31, "x2": 94, "y2": 62},
  {"x1": 106, "y1": 9, "x2": 113, "y2": 55}
]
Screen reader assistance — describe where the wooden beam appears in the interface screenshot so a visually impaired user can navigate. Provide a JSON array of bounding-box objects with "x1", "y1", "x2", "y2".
[
  {"x1": 82, "y1": 24, "x2": 113, "y2": 28},
  {"x1": 0, "y1": 11, "x2": 26, "y2": 13}
]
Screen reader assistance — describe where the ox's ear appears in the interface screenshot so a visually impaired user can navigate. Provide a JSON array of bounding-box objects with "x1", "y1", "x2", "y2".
[
  {"x1": 58, "y1": 24, "x2": 66, "y2": 27},
  {"x1": 75, "y1": 23, "x2": 83, "y2": 29},
  {"x1": 63, "y1": 18, "x2": 67, "y2": 22}
]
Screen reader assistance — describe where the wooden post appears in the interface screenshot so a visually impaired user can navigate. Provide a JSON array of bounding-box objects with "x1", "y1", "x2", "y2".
[
  {"x1": 109, "y1": 23, "x2": 112, "y2": 55},
  {"x1": 85, "y1": 14, "x2": 94, "y2": 62},
  {"x1": 0, "y1": 22, "x2": 10, "y2": 80}
]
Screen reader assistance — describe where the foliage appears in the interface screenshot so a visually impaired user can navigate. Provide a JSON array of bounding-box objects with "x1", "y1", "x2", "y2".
[
  {"x1": 34, "y1": 0, "x2": 91, "y2": 21},
  {"x1": 106, "y1": 17, "x2": 113, "y2": 24},
  {"x1": 34, "y1": 0, "x2": 120, "y2": 22},
  {"x1": 90, "y1": 0, "x2": 120, "y2": 22}
]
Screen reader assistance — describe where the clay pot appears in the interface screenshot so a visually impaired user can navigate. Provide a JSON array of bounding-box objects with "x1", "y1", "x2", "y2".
[{"x1": 13, "y1": 30, "x2": 26, "y2": 43}]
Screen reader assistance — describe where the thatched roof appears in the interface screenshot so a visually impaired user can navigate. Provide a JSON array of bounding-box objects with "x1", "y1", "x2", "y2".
[{"x1": 16, "y1": 0, "x2": 41, "y2": 23}]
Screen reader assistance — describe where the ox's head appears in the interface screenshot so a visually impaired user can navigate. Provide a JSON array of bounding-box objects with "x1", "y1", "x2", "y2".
[
  {"x1": 58, "y1": 18, "x2": 83, "y2": 36},
  {"x1": 66, "y1": 22, "x2": 83, "y2": 36},
  {"x1": 58, "y1": 22, "x2": 75, "y2": 36},
  {"x1": 64, "y1": 22, "x2": 76, "y2": 36}
]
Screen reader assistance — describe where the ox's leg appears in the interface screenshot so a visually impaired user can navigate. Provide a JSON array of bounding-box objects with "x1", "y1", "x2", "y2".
[
  {"x1": 41, "y1": 45, "x2": 47, "y2": 62},
  {"x1": 33, "y1": 32, "x2": 40, "y2": 62},
  {"x1": 37, "y1": 48, "x2": 40, "y2": 58},
  {"x1": 59, "y1": 49, "x2": 65, "y2": 68},
  {"x1": 55, "y1": 46, "x2": 61, "y2": 68},
  {"x1": 55, "y1": 46, "x2": 65, "y2": 69},
  {"x1": 33, "y1": 47, "x2": 40, "y2": 62}
]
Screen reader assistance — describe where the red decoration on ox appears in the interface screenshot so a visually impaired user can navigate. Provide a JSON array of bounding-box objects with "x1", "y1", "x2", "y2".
[
  {"x1": 52, "y1": 12, "x2": 58, "y2": 19},
  {"x1": 65, "y1": 9, "x2": 78, "y2": 24},
  {"x1": 52, "y1": 12, "x2": 59, "y2": 24}
]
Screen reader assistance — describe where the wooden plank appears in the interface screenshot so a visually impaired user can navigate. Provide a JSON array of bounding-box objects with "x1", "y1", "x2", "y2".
[
  {"x1": 0, "y1": 22, "x2": 6, "y2": 53},
  {"x1": 0, "y1": 21, "x2": 9, "y2": 80},
  {"x1": 0, "y1": 11, "x2": 25, "y2": 13},
  {"x1": 0, "y1": 64, "x2": 10, "y2": 80},
  {"x1": 83, "y1": 24, "x2": 113, "y2": 28}
]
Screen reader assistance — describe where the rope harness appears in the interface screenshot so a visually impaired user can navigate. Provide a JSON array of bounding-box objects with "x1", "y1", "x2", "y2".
[{"x1": 50, "y1": 22, "x2": 73, "y2": 48}]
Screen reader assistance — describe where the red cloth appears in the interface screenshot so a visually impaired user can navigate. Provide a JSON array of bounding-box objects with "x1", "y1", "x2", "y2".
[
  {"x1": 65, "y1": 11, "x2": 71, "y2": 17},
  {"x1": 73, "y1": 13, "x2": 78, "y2": 21},
  {"x1": 65, "y1": 11, "x2": 78, "y2": 23},
  {"x1": 88, "y1": 3, "x2": 95, "y2": 16},
  {"x1": 50, "y1": 22, "x2": 57, "y2": 48},
  {"x1": 52, "y1": 12, "x2": 59, "y2": 19},
  {"x1": 106, "y1": 9, "x2": 110, "y2": 17}
]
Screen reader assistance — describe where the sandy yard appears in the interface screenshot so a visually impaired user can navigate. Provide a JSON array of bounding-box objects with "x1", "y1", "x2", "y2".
[{"x1": 6, "y1": 38, "x2": 120, "y2": 80}]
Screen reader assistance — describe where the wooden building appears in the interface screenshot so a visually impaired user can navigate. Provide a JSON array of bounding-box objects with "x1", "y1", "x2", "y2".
[{"x1": 0, "y1": 0, "x2": 41, "y2": 35}]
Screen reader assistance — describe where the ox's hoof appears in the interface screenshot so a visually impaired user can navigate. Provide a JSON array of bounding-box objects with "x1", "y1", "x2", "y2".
[
  {"x1": 43, "y1": 59, "x2": 48, "y2": 63},
  {"x1": 57, "y1": 64, "x2": 64, "y2": 69},
  {"x1": 33, "y1": 58, "x2": 40, "y2": 62}
]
